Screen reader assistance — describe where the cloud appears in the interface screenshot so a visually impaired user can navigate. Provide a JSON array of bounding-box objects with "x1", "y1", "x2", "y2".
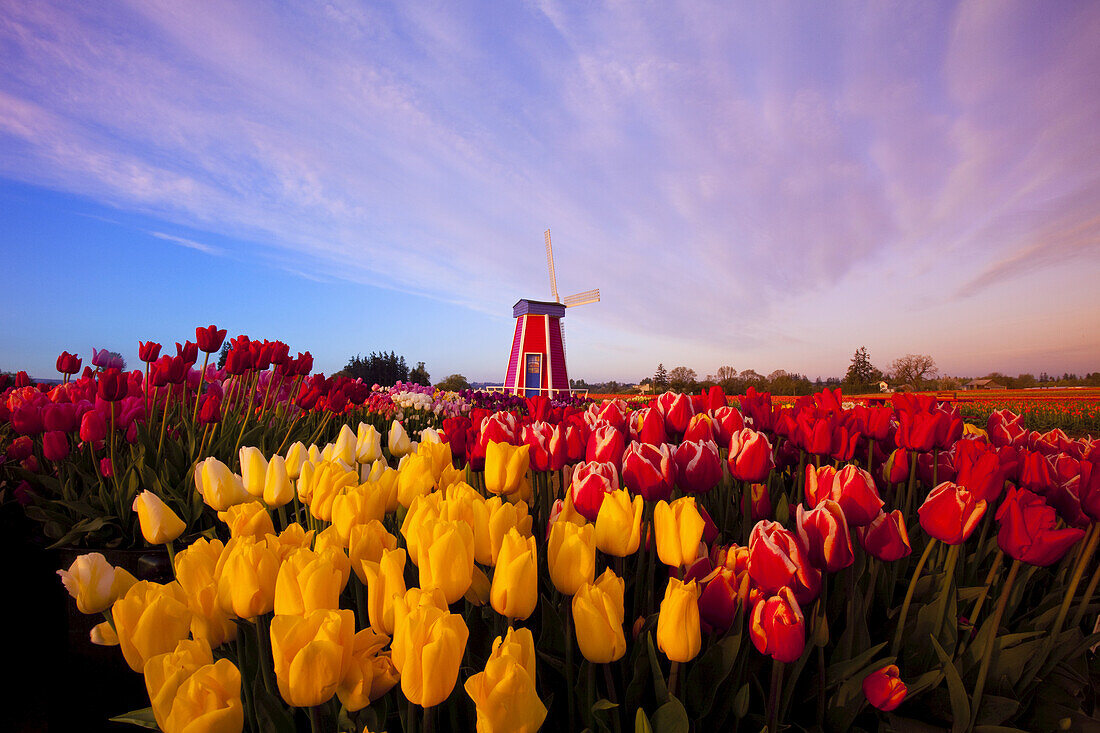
[
  {"x1": 0, "y1": 0, "x2": 1098, "y2": 374},
  {"x1": 147, "y1": 230, "x2": 222, "y2": 256}
]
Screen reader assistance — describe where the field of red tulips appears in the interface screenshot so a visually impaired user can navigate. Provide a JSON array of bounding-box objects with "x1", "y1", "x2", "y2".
[{"x1": 4, "y1": 335, "x2": 1100, "y2": 732}]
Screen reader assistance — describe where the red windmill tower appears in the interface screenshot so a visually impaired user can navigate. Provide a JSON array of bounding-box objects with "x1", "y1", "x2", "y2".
[{"x1": 503, "y1": 230, "x2": 600, "y2": 397}]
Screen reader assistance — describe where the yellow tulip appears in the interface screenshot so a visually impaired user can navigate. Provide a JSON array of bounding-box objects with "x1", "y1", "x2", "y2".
[
  {"x1": 143, "y1": 638, "x2": 213, "y2": 730},
  {"x1": 284, "y1": 441, "x2": 307, "y2": 480},
  {"x1": 217, "y1": 501, "x2": 275, "y2": 540},
  {"x1": 486, "y1": 497, "x2": 533, "y2": 566},
  {"x1": 484, "y1": 441, "x2": 530, "y2": 497},
  {"x1": 490, "y1": 528, "x2": 538, "y2": 621},
  {"x1": 398, "y1": 452, "x2": 436, "y2": 508},
  {"x1": 215, "y1": 536, "x2": 281, "y2": 619},
  {"x1": 548, "y1": 520, "x2": 595, "y2": 595},
  {"x1": 464, "y1": 627, "x2": 547, "y2": 733},
  {"x1": 331, "y1": 486, "x2": 385, "y2": 545},
  {"x1": 333, "y1": 424, "x2": 358, "y2": 466},
  {"x1": 239, "y1": 446, "x2": 268, "y2": 498},
  {"x1": 336, "y1": 628, "x2": 394, "y2": 712},
  {"x1": 417, "y1": 439, "x2": 453, "y2": 482},
  {"x1": 174, "y1": 538, "x2": 237, "y2": 649},
  {"x1": 57, "y1": 552, "x2": 121, "y2": 614},
  {"x1": 274, "y1": 548, "x2": 347, "y2": 616},
  {"x1": 438, "y1": 462, "x2": 464, "y2": 493},
  {"x1": 113, "y1": 581, "x2": 193, "y2": 672},
  {"x1": 361, "y1": 548, "x2": 407, "y2": 635},
  {"x1": 594, "y1": 488, "x2": 643, "y2": 557},
  {"x1": 90, "y1": 620, "x2": 119, "y2": 646},
  {"x1": 132, "y1": 490, "x2": 186, "y2": 545},
  {"x1": 195, "y1": 457, "x2": 250, "y2": 512},
  {"x1": 554, "y1": 487, "x2": 589, "y2": 527},
  {"x1": 270, "y1": 608, "x2": 356, "y2": 708},
  {"x1": 303, "y1": 461, "x2": 358, "y2": 522},
  {"x1": 349, "y1": 520, "x2": 398, "y2": 583},
  {"x1": 388, "y1": 420, "x2": 414, "y2": 457},
  {"x1": 415, "y1": 517, "x2": 475, "y2": 605},
  {"x1": 308, "y1": 443, "x2": 323, "y2": 464},
  {"x1": 356, "y1": 422, "x2": 383, "y2": 464},
  {"x1": 572, "y1": 569, "x2": 626, "y2": 663},
  {"x1": 267, "y1": 523, "x2": 316, "y2": 563},
  {"x1": 657, "y1": 578, "x2": 701, "y2": 663},
  {"x1": 365, "y1": 463, "x2": 400, "y2": 514},
  {"x1": 162, "y1": 658, "x2": 244, "y2": 733},
  {"x1": 264, "y1": 455, "x2": 293, "y2": 508},
  {"x1": 400, "y1": 493, "x2": 443, "y2": 566},
  {"x1": 391, "y1": 602, "x2": 468, "y2": 708},
  {"x1": 654, "y1": 497, "x2": 706, "y2": 567}
]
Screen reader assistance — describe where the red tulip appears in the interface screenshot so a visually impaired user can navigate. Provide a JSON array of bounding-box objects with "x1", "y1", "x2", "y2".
[
  {"x1": 858, "y1": 510, "x2": 912, "y2": 561},
  {"x1": 954, "y1": 441, "x2": 1005, "y2": 503},
  {"x1": 863, "y1": 665, "x2": 907, "y2": 711},
  {"x1": 14, "y1": 371, "x2": 31, "y2": 388},
  {"x1": 750, "y1": 588, "x2": 805, "y2": 663},
  {"x1": 6, "y1": 436, "x2": 34, "y2": 461},
  {"x1": 637, "y1": 407, "x2": 668, "y2": 446},
  {"x1": 697, "y1": 568, "x2": 743, "y2": 633},
  {"x1": 10, "y1": 404, "x2": 44, "y2": 436},
  {"x1": 683, "y1": 414, "x2": 716, "y2": 444},
  {"x1": 995, "y1": 486, "x2": 1086, "y2": 567},
  {"x1": 99, "y1": 457, "x2": 114, "y2": 477},
  {"x1": 586, "y1": 424, "x2": 626, "y2": 466},
  {"x1": 673, "y1": 439, "x2": 722, "y2": 494},
  {"x1": 442, "y1": 416, "x2": 471, "y2": 462},
  {"x1": 55, "y1": 351, "x2": 82, "y2": 375},
  {"x1": 917, "y1": 450, "x2": 956, "y2": 486},
  {"x1": 883, "y1": 448, "x2": 910, "y2": 485},
  {"x1": 198, "y1": 394, "x2": 222, "y2": 425},
  {"x1": 1019, "y1": 450, "x2": 1056, "y2": 494},
  {"x1": 805, "y1": 465, "x2": 883, "y2": 527},
  {"x1": 656, "y1": 391, "x2": 694, "y2": 436},
  {"x1": 987, "y1": 409, "x2": 1027, "y2": 448},
  {"x1": 175, "y1": 341, "x2": 199, "y2": 365},
  {"x1": 549, "y1": 421, "x2": 585, "y2": 468},
  {"x1": 704, "y1": 384, "x2": 728, "y2": 412},
  {"x1": 895, "y1": 410, "x2": 939, "y2": 452},
  {"x1": 797, "y1": 412, "x2": 833, "y2": 456},
  {"x1": 138, "y1": 341, "x2": 161, "y2": 363},
  {"x1": 796, "y1": 500, "x2": 854, "y2": 572},
  {"x1": 571, "y1": 461, "x2": 619, "y2": 521},
  {"x1": 728, "y1": 428, "x2": 776, "y2": 483},
  {"x1": 747, "y1": 520, "x2": 821, "y2": 604},
  {"x1": 79, "y1": 410, "x2": 107, "y2": 444},
  {"x1": 747, "y1": 481, "x2": 772, "y2": 522},
  {"x1": 43, "y1": 403, "x2": 77, "y2": 433},
  {"x1": 918, "y1": 482, "x2": 987, "y2": 545},
  {"x1": 195, "y1": 325, "x2": 227, "y2": 354},
  {"x1": 711, "y1": 405, "x2": 746, "y2": 446},
  {"x1": 621, "y1": 441, "x2": 675, "y2": 502},
  {"x1": 225, "y1": 347, "x2": 253, "y2": 375},
  {"x1": 1080, "y1": 458, "x2": 1100, "y2": 522},
  {"x1": 523, "y1": 421, "x2": 555, "y2": 471}
]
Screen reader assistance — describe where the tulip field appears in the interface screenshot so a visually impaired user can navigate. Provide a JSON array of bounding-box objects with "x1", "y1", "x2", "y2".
[{"x1": 4, "y1": 328, "x2": 1100, "y2": 732}]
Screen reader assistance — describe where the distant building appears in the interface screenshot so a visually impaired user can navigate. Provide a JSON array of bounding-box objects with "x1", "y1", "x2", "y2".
[
  {"x1": 962, "y1": 379, "x2": 1005, "y2": 390},
  {"x1": 637, "y1": 383, "x2": 654, "y2": 394}
]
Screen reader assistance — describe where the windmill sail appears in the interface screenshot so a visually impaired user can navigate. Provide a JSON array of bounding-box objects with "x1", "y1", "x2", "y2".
[
  {"x1": 563, "y1": 289, "x2": 600, "y2": 307},
  {"x1": 544, "y1": 229, "x2": 559, "y2": 302}
]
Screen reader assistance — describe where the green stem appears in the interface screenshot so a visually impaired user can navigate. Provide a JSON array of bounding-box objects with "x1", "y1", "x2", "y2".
[
  {"x1": 406, "y1": 698, "x2": 418, "y2": 733},
  {"x1": 969, "y1": 558, "x2": 1021, "y2": 732},
  {"x1": 957, "y1": 550, "x2": 1003, "y2": 659},
  {"x1": 1049, "y1": 524, "x2": 1100, "y2": 644},
  {"x1": 191, "y1": 352, "x2": 210, "y2": 426},
  {"x1": 891, "y1": 538, "x2": 937, "y2": 658},
  {"x1": 565, "y1": 607, "x2": 576, "y2": 733},
  {"x1": 253, "y1": 616, "x2": 275, "y2": 693},
  {"x1": 934, "y1": 543, "x2": 961, "y2": 640},
  {"x1": 1071, "y1": 545, "x2": 1100, "y2": 630},
  {"x1": 767, "y1": 659, "x2": 783, "y2": 733},
  {"x1": 602, "y1": 663, "x2": 622, "y2": 733},
  {"x1": 157, "y1": 391, "x2": 171, "y2": 461},
  {"x1": 902, "y1": 451, "x2": 919, "y2": 529}
]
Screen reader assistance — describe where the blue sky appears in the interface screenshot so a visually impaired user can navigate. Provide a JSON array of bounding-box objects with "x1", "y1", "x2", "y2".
[{"x1": 1, "y1": 1, "x2": 1098, "y2": 383}]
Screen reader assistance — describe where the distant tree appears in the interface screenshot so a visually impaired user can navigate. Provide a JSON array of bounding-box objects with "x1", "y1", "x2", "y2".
[
  {"x1": 668, "y1": 366, "x2": 698, "y2": 393},
  {"x1": 768, "y1": 371, "x2": 814, "y2": 396},
  {"x1": 844, "y1": 346, "x2": 881, "y2": 387},
  {"x1": 340, "y1": 351, "x2": 410, "y2": 386},
  {"x1": 409, "y1": 361, "x2": 430, "y2": 386},
  {"x1": 653, "y1": 364, "x2": 670, "y2": 390},
  {"x1": 889, "y1": 354, "x2": 938, "y2": 388},
  {"x1": 435, "y1": 374, "x2": 471, "y2": 392},
  {"x1": 715, "y1": 365, "x2": 737, "y2": 383},
  {"x1": 739, "y1": 369, "x2": 765, "y2": 385},
  {"x1": 216, "y1": 342, "x2": 231, "y2": 369}
]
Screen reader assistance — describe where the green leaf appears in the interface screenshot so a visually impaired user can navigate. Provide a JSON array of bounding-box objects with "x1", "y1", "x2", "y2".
[
  {"x1": 685, "y1": 632, "x2": 741, "y2": 718},
  {"x1": 825, "y1": 641, "x2": 887, "y2": 688},
  {"x1": 929, "y1": 634, "x2": 969, "y2": 733},
  {"x1": 733, "y1": 683, "x2": 750, "y2": 719},
  {"x1": 635, "y1": 708, "x2": 654, "y2": 733},
  {"x1": 253, "y1": 684, "x2": 296, "y2": 733},
  {"x1": 592, "y1": 699, "x2": 619, "y2": 711},
  {"x1": 108, "y1": 707, "x2": 159, "y2": 729},
  {"x1": 974, "y1": 695, "x2": 1019, "y2": 727},
  {"x1": 651, "y1": 695, "x2": 689, "y2": 733},
  {"x1": 646, "y1": 633, "x2": 669, "y2": 705}
]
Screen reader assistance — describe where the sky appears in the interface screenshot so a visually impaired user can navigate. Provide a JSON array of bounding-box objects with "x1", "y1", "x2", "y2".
[{"x1": 1, "y1": 0, "x2": 1099, "y2": 384}]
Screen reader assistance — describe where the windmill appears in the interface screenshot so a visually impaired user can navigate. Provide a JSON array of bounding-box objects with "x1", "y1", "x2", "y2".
[{"x1": 503, "y1": 229, "x2": 600, "y2": 397}]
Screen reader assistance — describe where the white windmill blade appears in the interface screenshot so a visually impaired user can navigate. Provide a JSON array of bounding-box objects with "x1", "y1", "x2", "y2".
[
  {"x1": 563, "y1": 288, "x2": 600, "y2": 307},
  {"x1": 544, "y1": 229, "x2": 559, "y2": 302}
]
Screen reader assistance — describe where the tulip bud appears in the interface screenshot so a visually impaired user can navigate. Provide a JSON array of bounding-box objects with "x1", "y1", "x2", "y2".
[
  {"x1": 113, "y1": 581, "x2": 193, "y2": 672},
  {"x1": 415, "y1": 517, "x2": 475, "y2": 604},
  {"x1": 858, "y1": 510, "x2": 912, "y2": 561},
  {"x1": 594, "y1": 488, "x2": 643, "y2": 557},
  {"x1": 391, "y1": 600, "x2": 469, "y2": 708},
  {"x1": 571, "y1": 461, "x2": 619, "y2": 521},
  {"x1": 673, "y1": 439, "x2": 722, "y2": 494},
  {"x1": 270, "y1": 609, "x2": 355, "y2": 707},
  {"x1": 356, "y1": 423, "x2": 383, "y2": 463},
  {"x1": 656, "y1": 578, "x2": 701, "y2": 662},
  {"x1": 490, "y1": 528, "x2": 538, "y2": 621},
  {"x1": 133, "y1": 490, "x2": 186, "y2": 545},
  {"x1": 484, "y1": 441, "x2": 531, "y2": 498},
  {"x1": 750, "y1": 588, "x2": 805, "y2": 663},
  {"x1": 388, "y1": 420, "x2": 414, "y2": 457},
  {"x1": 217, "y1": 501, "x2": 275, "y2": 540},
  {"x1": 728, "y1": 428, "x2": 776, "y2": 483},
  {"x1": 863, "y1": 665, "x2": 907, "y2": 711},
  {"x1": 362, "y1": 548, "x2": 407, "y2": 635},
  {"x1": 795, "y1": 500, "x2": 854, "y2": 572},
  {"x1": 57, "y1": 552, "x2": 121, "y2": 614},
  {"x1": 572, "y1": 570, "x2": 627, "y2": 663},
  {"x1": 215, "y1": 536, "x2": 280, "y2": 619},
  {"x1": 622, "y1": 441, "x2": 675, "y2": 502},
  {"x1": 548, "y1": 520, "x2": 596, "y2": 595},
  {"x1": 464, "y1": 627, "x2": 548, "y2": 733},
  {"x1": 654, "y1": 497, "x2": 706, "y2": 567},
  {"x1": 918, "y1": 482, "x2": 987, "y2": 545},
  {"x1": 239, "y1": 446, "x2": 268, "y2": 498},
  {"x1": 273, "y1": 548, "x2": 347, "y2": 616}
]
